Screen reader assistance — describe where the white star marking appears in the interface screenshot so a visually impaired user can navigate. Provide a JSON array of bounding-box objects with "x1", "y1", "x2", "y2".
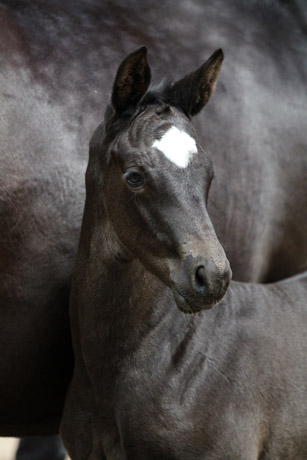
[{"x1": 152, "y1": 126, "x2": 198, "y2": 168}]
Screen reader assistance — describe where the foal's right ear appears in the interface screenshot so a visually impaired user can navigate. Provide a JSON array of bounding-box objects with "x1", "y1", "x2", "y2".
[{"x1": 111, "y1": 47, "x2": 151, "y2": 115}]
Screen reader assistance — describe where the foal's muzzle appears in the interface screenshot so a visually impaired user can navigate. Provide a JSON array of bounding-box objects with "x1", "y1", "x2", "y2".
[{"x1": 171, "y1": 257, "x2": 232, "y2": 313}]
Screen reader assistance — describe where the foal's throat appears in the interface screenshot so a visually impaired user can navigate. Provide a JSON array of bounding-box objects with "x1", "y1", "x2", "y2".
[{"x1": 99, "y1": 256, "x2": 170, "y2": 327}]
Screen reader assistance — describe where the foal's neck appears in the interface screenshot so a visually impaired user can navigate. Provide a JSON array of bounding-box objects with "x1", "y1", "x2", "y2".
[
  {"x1": 77, "y1": 207, "x2": 200, "y2": 365},
  {"x1": 93, "y1": 231, "x2": 190, "y2": 349}
]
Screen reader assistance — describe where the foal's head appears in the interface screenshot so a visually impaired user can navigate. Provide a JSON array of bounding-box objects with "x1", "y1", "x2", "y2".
[{"x1": 88, "y1": 47, "x2": 231, "y2": 313}]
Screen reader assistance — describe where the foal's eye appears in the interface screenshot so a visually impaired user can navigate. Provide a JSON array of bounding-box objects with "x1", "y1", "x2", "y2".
[{"x1": 124, "y1": 169, "x2": 146, "y2": 190}]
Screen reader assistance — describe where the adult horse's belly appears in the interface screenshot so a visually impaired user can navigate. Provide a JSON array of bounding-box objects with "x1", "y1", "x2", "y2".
[{"x1": 0, "y1": 0, "x2": 306, "y2": 434}]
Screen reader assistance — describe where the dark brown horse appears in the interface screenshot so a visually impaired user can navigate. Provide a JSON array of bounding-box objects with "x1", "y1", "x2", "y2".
[
  {"x1": 0, "y1": 0, "x2": 306, "y2": 436},
  {"x1": 61, "y1": 48, "x2": 307, "y2": 459}
]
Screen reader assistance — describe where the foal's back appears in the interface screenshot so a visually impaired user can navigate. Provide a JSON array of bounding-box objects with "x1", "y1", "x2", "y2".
[
  {"x1": 113, "y1": 274, "x2": 307, "y2": 459},
  {"x1": 210, "y1": 275, "x2": 307, "y2": 459},
  {"x1": 191, "y1": 274, "x2": 307, "y2": 459}
]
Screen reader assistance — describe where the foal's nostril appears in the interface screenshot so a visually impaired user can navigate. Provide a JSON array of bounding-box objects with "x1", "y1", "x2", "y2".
[{"x1": 195, "y1": 265, "x2": 207, "y2": 289}]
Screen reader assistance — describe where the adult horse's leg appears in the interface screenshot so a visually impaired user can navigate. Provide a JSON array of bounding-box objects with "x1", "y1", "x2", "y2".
[{"x1": 16, "y1": 436, "x2": 66, "y2": 460}]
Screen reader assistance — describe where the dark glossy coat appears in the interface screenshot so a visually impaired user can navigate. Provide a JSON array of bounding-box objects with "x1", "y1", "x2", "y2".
[{"x1": 0, "y1": 0, "x2": 306, "y2": 435}]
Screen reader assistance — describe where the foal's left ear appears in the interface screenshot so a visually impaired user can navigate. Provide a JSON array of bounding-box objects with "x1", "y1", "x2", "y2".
[
  {"x1": 112, "y1": 46, "x2": 151, "y2": 115},
  {"x1": 165, "y1": 49, "x2": 224, "y2": 117}
]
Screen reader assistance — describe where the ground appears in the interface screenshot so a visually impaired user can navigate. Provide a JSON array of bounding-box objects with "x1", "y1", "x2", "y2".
[
  {"x1": 0, "y1": 438, "x2": 18, "y2": 460},
  {"x1": 0, "y1": 438, "x2": 70, "y2": 460}
]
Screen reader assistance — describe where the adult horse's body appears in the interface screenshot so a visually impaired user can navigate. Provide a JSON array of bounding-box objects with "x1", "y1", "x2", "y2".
[
  {"x1": 61, "y1": 48, "x2": 307, "y2": 459},
  {"x1": 0, "y1": 0, "x2": 306, "y2": 435}
]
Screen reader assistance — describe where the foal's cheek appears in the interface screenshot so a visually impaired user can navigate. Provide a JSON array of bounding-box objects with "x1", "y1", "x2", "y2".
[
  {"x1": 138, "y1": 255, "x2": 173, "y2": 289},
  {"x1": 105, "y1": 196, "x2": 141, "y2": 255}
]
